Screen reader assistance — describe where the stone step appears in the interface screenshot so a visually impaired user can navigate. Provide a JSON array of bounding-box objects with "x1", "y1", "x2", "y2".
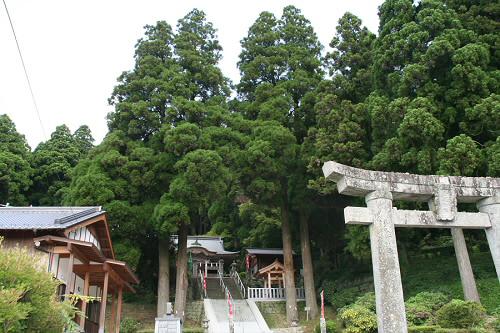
[{"x1": 206, "y1": 299, "x2": 269, "y2": 333}]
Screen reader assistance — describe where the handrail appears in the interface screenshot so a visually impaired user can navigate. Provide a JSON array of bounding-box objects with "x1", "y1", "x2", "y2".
[
  {"x1": 230, "y1": 270, "x2": 246, "y2": 298},
  {"x1": 218, "y1": 271, "x2": 234, "y2": 318},
  {"x1": 199, "y1": 269, "x2": 206, "y2": 298}
]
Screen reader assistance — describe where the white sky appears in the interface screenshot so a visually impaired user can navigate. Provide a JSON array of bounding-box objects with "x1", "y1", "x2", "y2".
[{"x1": 0, "y1": 0, "x2": 383, "y2": 149}]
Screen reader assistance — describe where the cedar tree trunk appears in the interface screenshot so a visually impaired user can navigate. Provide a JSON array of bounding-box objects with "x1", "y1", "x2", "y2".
[
  {"x1": 174, "y1": 223, "x2": 188, "y2": 319},
  {"x1": 281, "y1": 202, "x2": 299, "y2": 325},
  {"x1": 299, "y1": 211, "x2": 318, "y2": 318},
  {"x1": 157, "y1": 237, "x2": 170, "y2": 317}
]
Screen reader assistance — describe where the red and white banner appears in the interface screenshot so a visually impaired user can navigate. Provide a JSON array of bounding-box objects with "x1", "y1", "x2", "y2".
[
  {"x1": 320, "y1": 290, "x2": 325, "y2": 319},
  {"x1": 227, "y1": 292, "x2": 233, "y2": 319},
  {"x1": 246, "y1": 255, "x2": 250, "y2": 271},
  {"x1": 203, "y1": 269, "x2": 207, "y2": 291}
]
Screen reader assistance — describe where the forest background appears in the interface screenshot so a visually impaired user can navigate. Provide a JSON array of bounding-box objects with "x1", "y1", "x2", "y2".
[{"x1": 1, "y1": 0, "x2": 498, "y2": 321}]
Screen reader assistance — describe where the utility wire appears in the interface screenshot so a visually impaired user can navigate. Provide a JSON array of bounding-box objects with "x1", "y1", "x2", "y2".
[{"x1": 2, "y1": 0, "x2": 46, "y2": 138}]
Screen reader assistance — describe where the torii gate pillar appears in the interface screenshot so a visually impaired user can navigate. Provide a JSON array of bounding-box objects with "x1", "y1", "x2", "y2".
[
  {"x1": 478, "y1": 195, "x2": 500, "y2": 279},
  {"x1": 365, "y1": 190, "x2": 407, "y2": 332},
  {"x1": 322, "y1": 161, "x2": 500, "y2": 332}
]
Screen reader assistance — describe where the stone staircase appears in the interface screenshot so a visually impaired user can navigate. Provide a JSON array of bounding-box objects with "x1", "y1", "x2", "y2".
[
  {"x1": 206, "y1": 277, "x2": 225, "y2": 299},
  {"x1": 205, "y1": 276, "x2": 244, "y2": 299},
  {"x1": 203, "y1": 275, "x2": 271, "y2": 333}
]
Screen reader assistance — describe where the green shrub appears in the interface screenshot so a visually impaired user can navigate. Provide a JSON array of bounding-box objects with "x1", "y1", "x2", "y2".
[
  {"x1": 405, "y1": 292, "x2": 450, "y2": 325},
  {"x1": 408, "y1": 326, "x2": 439, "y2": 332},
  {"x1": 434, "y1": 329, "x2": 487, "y2": 333},
  {"x1": 120, "y1": 318, "x2": 140, "y2": 333},
  {"x1": 314, "y1": 319, "x2": 337, "y2": 333},
  {"x1": 339, "y1": 305, "x2": 377, "y2": 333},
  {"x1": 353, "y1": 292, "x2": 376, "y2": 312},
  {"x1": 322, "y1": 280, "x2": 336, "y2": 305},
  {"x1": 0, "y1": 239, "x2": 74, "y2": 332},
  {"x1": 493, "y1": 317, "x2": 500, "y2": 333},
  {"x1": 436, "y1": 300, "x2": 486, "y2": 328},
  {"x1": 330, "y1": 287, "x2": 360, "y2": 309}
]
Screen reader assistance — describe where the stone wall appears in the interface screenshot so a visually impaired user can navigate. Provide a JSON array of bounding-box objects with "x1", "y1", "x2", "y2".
[{"x1": 185, "y1": 300, "x2": 204, "y2": 325}]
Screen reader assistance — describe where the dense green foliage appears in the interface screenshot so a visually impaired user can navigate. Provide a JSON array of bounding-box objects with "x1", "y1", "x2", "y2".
[
  {"x1": 1, "y1": 0, "x2": 499, "y2": 326},
  {"x1": 436, "y1": 300, "x2": 486, "y2": 329},
  {"x1": 314, "y1": 320, "x2": 337, "y2": 333},
  {"x1": 0, "y1": 240, "x2": 81, "y2": 332},
  {"x1": 406, "y1": 292, "x2": 451, "y2": 326}
]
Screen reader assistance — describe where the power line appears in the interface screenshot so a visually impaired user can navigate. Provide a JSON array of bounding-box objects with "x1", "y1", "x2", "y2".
[{"x1": 2, "y1": 0, "x2": 46, "y2": 138}]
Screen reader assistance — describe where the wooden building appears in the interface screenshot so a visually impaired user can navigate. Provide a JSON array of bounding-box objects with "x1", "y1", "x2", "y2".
[
  {"x1": 245, "y1": 248, "x2": 299, "y2": 273},
  {"x1": 0, "y1": 206, "x2": 139, "y2": 333},
  {"x1": 172, "y1": 235, "x2": 238, "y2": 277},
  {"x1": 245, "y1": 248, "x2": 306, "y2": 301}
]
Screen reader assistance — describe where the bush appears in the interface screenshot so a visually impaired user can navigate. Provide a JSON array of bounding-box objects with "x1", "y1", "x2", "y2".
[
  {"x1": 408, "y1": 326, "x2": 439, "y2": 332},
  {"x1": 314, "y1": 319, "x2": 337, "y2": 333},
  {"x1": 353, "y1": 292, "x2": 376, "y2": 312},
  {"x1": 330, "y1": 287, "x2": 360, "y2": 309},
  {"x1": 0, "y1": 239, "x2": 75, "y2": 332},
  {"x1": 120, "y1": 317, "x2": 141, "y2": 333},
  {"x1": 339, "y1": 305, "x2": 377, "y2": 333},
  {"x1": 405, "y1": 292, "x2": 450, "y2": 325},
  {"x1": 436, "y1": 300, "x2": 486, "y2": 328},
  {"x1": 435, "y1": 329, "x2": 487, "y2": 333},
  {"x1": 322, "y1": 280, "x2": 336, "y2": 305}
]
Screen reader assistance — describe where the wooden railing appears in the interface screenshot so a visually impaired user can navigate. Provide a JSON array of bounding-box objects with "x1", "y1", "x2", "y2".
[
  {"x1": 230, "y1": 270, "x2": 246, "y2": 298},
  {"x1": 247, "y1": 287, "x2": 306, "y2": 300}
]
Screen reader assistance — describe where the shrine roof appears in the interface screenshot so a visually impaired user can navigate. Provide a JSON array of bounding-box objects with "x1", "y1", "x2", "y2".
[{"x1": 171, "y1": 235, "x2": 239, "y2": 256}]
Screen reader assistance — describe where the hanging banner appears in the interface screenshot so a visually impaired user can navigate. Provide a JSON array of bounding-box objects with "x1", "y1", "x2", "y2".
[
  {"x1": 320, "y1": 290, "x2": 325, "y2": 319},
  {"x1": 203, "y1": 269, "x2": 207, "y2": 291},
  {"x1": 228, "y1": 292, "x2": 233, "y2": 319},
  {"x1": 246, "y1": 255, "x2": 250, "y2": 271}
]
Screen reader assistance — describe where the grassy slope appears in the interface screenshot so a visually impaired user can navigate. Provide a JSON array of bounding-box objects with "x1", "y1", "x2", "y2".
[
  {"x1": 402, "y1": 252, "x2": 499, "y2": 313},
  {"x1": 116, "y1": 252, "x2": 498, "y2": 331}
]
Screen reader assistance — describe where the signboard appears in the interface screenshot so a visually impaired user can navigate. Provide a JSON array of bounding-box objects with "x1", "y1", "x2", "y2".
[{"x1": 154, "y1": 316, "x2": 181, "y2": 333}]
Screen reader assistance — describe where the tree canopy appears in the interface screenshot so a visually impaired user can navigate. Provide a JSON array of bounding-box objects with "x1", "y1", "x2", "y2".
[{"x1": 1, "y1": 0, "x2": 498, "y2": 325}]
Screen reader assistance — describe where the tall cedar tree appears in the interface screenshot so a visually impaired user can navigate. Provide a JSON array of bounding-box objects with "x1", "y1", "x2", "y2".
[{"x1": 237, "y1": 6, "x2": 323, "y2": 322}]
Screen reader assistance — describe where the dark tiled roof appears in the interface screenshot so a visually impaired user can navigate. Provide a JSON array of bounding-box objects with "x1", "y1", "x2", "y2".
[
  {"x1": 171, "y1": 235, "x2": 239, "y2": 255},
  {"x1": 0, "y1": 206, "x2": 104, "y2": 230}
]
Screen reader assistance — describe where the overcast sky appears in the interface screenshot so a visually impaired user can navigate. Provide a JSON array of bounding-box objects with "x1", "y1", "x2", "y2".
[{"x1": 0, "y1": 0, "x2": 383, "y2": 148}]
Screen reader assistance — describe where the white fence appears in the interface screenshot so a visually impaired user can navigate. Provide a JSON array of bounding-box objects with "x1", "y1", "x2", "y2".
[{"x1": 247, "y1": 287, "x2": 305, "y2": 301}]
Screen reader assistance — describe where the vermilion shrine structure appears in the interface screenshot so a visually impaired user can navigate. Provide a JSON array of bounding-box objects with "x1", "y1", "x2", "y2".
[{"x1": 323, "y1": 161, "x2": 500, "y2": 333}]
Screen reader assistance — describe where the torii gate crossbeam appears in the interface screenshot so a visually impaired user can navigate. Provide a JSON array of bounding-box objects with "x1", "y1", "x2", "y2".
[{"x1": 322, "y1": 161, "x2": 500, "y2": 333}]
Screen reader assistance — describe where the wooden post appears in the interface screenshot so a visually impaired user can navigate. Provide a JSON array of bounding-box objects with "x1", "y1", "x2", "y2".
[
  {"x1": 267, "y1": 272, "x2": 271, "y2": 289},
  {"x1": 79, "y1": 271, "x2": 90, "y2": 329},
  {"x1": 65, "y1": 247, "x2": 75, "y2": 300},
  {"x1": 110, "y1": 292, "x2": 116, "y2": 333},
  {"x1": 98, "y1": 271, "x2": 109, "y2": 333},
  {"x1": 116, "y1": 287, "x2": 123, "y2": 333}
]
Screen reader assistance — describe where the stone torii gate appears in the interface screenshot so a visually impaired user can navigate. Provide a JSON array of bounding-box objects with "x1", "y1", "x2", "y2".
[{"x1": 322, "y1": 161, "x2": 500, "y2": 333}]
